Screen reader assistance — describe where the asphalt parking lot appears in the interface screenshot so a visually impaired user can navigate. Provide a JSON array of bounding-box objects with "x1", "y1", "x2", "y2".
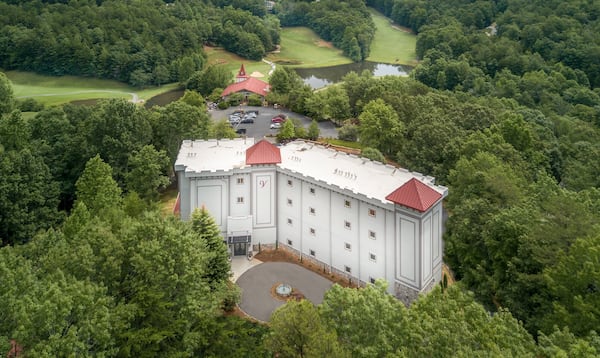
[{"x1": 208, "y1": 105, "x2": 338, "y2": 139}]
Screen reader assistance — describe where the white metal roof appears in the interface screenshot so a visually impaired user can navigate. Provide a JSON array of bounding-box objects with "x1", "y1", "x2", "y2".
[
  {"x1": 278, "y1": 140, "x2": 447, "y2": 205},
  {"x1": 175, "y1": 138, "x2": 255, "y2": 173},
  {"x1": 175, "y1": 138, "x2": 447, "y2": 205}
]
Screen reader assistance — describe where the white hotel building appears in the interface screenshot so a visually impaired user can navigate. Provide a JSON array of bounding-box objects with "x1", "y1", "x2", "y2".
[{"x1": 175, "y1": 138, "x2": 448, "y2": 302}]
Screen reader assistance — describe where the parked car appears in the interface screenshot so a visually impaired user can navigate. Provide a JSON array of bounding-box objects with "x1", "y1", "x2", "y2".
[
  {"x1": 247, "y1": 110, "x2": 259, "y2": 115},
  {"x1": 270, "y1": 122, "x2": 282, "y2": 129},
  {"x1": 271, "y1": 116, "x2": 286, "y2": 123},
  {"x1": 241, "y1": 115, "x2": 254, "y2": 123},
  {"x1": 235, "y1": 128, "x2": 247, "y2": 135},
  {"x1": 229, "y1": 114, "x2": 241, "y2": 124}
]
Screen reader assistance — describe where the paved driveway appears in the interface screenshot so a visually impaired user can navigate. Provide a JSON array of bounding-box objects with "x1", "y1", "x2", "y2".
[
  {"x1": 208, "y1": 105, "x2": 338, "y2": 139},
  {"x1": 236, "y1": 262, "x2": 334, "y2": 322}
]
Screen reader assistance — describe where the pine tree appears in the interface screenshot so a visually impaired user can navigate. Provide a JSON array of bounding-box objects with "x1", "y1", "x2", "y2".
[{"x1": 191, "y1": 207, "x2": 231, "y2": 289}]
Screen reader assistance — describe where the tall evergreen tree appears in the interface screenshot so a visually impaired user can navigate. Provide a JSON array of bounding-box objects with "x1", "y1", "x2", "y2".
[{"x1": 191, "y1": 207, "x2": 231, "y2": 290}]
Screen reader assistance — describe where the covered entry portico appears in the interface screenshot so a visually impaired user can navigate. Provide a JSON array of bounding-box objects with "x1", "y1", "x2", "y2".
[{"x1": 227, "y1": 216, "x2": 253, "y2": 257}]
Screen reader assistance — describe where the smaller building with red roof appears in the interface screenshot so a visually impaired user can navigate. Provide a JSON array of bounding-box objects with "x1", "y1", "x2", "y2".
[
  {"x1": 175, "y1": 138, "x2": 448, "y2": 304},
  {"x1": 221, "y1": 64, "x2": 270, "y2": 102}
]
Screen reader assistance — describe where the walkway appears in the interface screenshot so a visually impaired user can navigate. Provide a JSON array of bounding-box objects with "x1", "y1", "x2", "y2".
[{"x1": 236, "y1": 262, "x2": 334, "y2": 322}]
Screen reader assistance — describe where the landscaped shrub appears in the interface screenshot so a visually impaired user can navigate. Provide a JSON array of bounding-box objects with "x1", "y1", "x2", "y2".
[
  {"x1": 338, "y1": 123, "x2": 359, "y2": 141},
  {"x1": 247, "y1": 94, "x2": 263, "y2": 106},
  {"x1": 217, "y1": 101, "x2": 230, "y2": 109}
]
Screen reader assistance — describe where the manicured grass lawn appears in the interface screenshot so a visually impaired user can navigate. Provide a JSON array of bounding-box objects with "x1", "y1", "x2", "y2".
[
  {"x1": 204, "y1": 46, "x2": 272, "y2": 78},
  {"x1": 6, "y1": 70, "x2": 180, "y2": 106},
  {"x1": 266, "y1": 27, "x2": 352, "y2": 68},
  {"x1": 367, "y1": 8, "x2": 417, "y2": 65}
]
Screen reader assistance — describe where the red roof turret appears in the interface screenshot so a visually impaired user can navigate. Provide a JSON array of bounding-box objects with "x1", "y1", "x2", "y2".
[
  {"x1": 246, "y1": 139, "x2": 281, "y2": 165},
  {"x1": 385, "y1": 178, "x2": 442, "y2": 212}
]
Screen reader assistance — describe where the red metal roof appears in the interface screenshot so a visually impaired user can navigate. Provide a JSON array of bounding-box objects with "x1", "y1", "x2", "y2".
[
  {"x1": 385, "y1": 178, "x2": 442, "y2": 212},
  {"x1": 222, "y1": 77, "x2": 270, "y2": 97},
  {"x1": 246, "y1": 140, "x2": 281, "y2": 165}
]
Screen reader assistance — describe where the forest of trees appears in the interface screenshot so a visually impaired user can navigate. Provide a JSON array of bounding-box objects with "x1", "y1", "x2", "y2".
[
  {"x1": 0, "y1": 0, "x2": 376, "y2": 85},
  {"x1": 275, "y1": 0, "x2": 375, "y2": 61},
  {"x1": 1, "y1": 0, "x2": 600, "y2": 356},
  {"x1": 0, "y1": 0, "x2": 280, "y2": 85}
]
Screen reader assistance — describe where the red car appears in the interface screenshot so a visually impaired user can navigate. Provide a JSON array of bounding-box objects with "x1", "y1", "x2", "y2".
[{"x1": 271, "y1": 116, "x2": 286, "y2": 123}]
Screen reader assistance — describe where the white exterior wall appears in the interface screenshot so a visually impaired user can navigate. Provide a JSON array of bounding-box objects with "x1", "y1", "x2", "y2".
[
  {"x1": 384, "y1": 209, "x2": 396, "y2": 294},
  {"x1": 229, "y1": 173, "x2": 251, "y2": 217},
  {"x1": 358, "y1": 202, "x2": 387, "y2": 284},
  {"x1": 301, "y1": 182, "x2": 331, "y2": 265},
  {"x1": 177, "y1": 170, "x2": 192, "y2": 220},
  {"x1": 277, "y1": 174, "x2": 302, "y2": 251},
  {"x1": 195, "y1": 177, "x2": 229, "y2": 232},
  {"x1": 330, "y1": 193, "x2": 359, "y2": 277},
  {"x1": 175, "y1": 140, "x2": 447, "y2": 299},
  {"x1": 396, "y1": 211, "x2": 421, "y2": 290},
  {"x1": 251, "y1": 167, "x2": 277, "y2": 244}
]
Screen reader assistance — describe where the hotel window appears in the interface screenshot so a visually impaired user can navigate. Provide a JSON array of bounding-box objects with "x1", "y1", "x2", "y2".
[
  {"x1": 310, "y1": 249, "x2": 316, "y2": 257},
  {"x1": 237, "y1": 177, "x2": 244, "y2": 185},
  {"x1": 344, "y1": 242, "x2": 351, "y2": 251},
  {"x1": 236, "y1": 196, "x2": 244, "y2": 204},
  {"x1": 287, "y1": 239, "x2": 293, "y2": 246},
  {"x1": 310, "y1": 228, "x2": 315, "y2": 235},
  {"x1": 344, "y1": 265, "x2": 351, "y2": 273},
  {"x1": 368, "y1": 208, "x2": 376, "y2": 217},
  {"x1": 287, "y1": 218, "x2": 293, "y2": 225},
  {"x1": 287, "y1": 179, "x2": 293, "y2": 187},
  {"x1": 369, "y1": 277, "x2": 376, "y2": 284},
  {"x1": 309, "y1": 187, "x2": 315, "y2": 195},
  {"x1": 287, "y1": 198, "x2": 293, "y2": 206},
  {"x1": 369, "y1": 230, "x2": 376, "y2": 240},
  {"x1": 369, "y1": 253, "x2": 377, "y2": 262},
  {"x1": 309, "y1": 207, "x2": 315, "y2": 215},
  {"x1": 344, "y1": 221, "x2": 351, "y2": 229},
  {"x1": 344, "y1": 199, "x2": 351, "y2": 208}
]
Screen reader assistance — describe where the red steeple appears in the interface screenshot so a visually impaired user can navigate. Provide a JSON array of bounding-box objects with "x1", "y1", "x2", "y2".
[
  {"x1": 236, "y1": 64, "x2": 249, "y2": 83},
  {"x1": 385, "y1": 178, "x2": 442, "y2": 212}
]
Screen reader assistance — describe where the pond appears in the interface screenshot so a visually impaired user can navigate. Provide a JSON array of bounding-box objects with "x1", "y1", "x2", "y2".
[
  {"x1": 294, "y1": 61, "x2": 412, "y2": 89},
  {"x1": 144, "y1": 89, "x2": 185, "y2": 109}
]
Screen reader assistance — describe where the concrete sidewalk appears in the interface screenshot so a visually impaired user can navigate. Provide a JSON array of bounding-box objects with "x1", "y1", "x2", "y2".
[{"x1": 230, "y1": 256, "x2": 262, "y2": 282}]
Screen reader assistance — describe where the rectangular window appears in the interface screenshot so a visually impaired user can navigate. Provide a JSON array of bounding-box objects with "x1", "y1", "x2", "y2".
[
  {"x1": 368, "y1": 208, "x2": 376, "y2": 217},
  {"x1": 369, "y1": 277, "x2": 376, "y2": 284},
  {"x1": 309, "y1": 207, "x2": 315, "y2": 215},
  {"x1": 369, "y1": 253, "x2": 377, "y2": 262},
  {"x1": 310, "y1": 228, "x2": 315, "y2": 235},
  {"x1": 287, "y1": 239, "x2": 293, "y2": 246},
  {"x1": 344, "y1": 221, "x2": 351, "y2": 229},
  {"x1": 344, "y1": 265, "x2": 351, "y2": 273},
  {"x1": 287, "y1": 198, "x2": 292, "y2": 206},
  {"x1": 287, "y1": 218, "x2": 293, "y2": 225},
  {"x1": 236, "y1": 196, "x2": 244, "y2": 204},
  {"x1": 344, "y1": 199, "x2": 351, "y2": 208},
  {"x1": 309, "y1": 187, "x2": 316, "y2": 195},
  {"x1": 310, "y1": 249, "x2": 316, "y2": 257},
  {"x1": 344, "y1": 242, "x2": 351, "y2": 251},
  {"x1": 287, "y1": 179, "x2": 293, "y2": 187},
  {"x1": 237, "y1": 177, "x2": 244, "y2": 185},
  {"x1": 369, "y1": 230, "x2": 376, "y2": 240}
]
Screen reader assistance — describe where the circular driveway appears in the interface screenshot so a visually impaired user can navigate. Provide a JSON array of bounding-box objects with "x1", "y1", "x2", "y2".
[{"x1": 236, "y1": 262, "x2": 334, "y2": 322}]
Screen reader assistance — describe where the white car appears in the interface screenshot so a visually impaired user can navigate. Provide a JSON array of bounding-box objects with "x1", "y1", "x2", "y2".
[{"x1": 270, "y1": 122, "x2": 282, "y2": 129}]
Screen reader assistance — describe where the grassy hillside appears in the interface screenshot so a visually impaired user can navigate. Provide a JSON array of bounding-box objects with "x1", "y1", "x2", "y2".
[
  {"x1": 7, "y1": 70, "x2": 179, "y2": 106},
  {"x1": 367, "y1": 9, "x2": 417, "y2": 65},
  {"x1": 266, "y1": 27, "x2": 352, "y2": 68}
]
